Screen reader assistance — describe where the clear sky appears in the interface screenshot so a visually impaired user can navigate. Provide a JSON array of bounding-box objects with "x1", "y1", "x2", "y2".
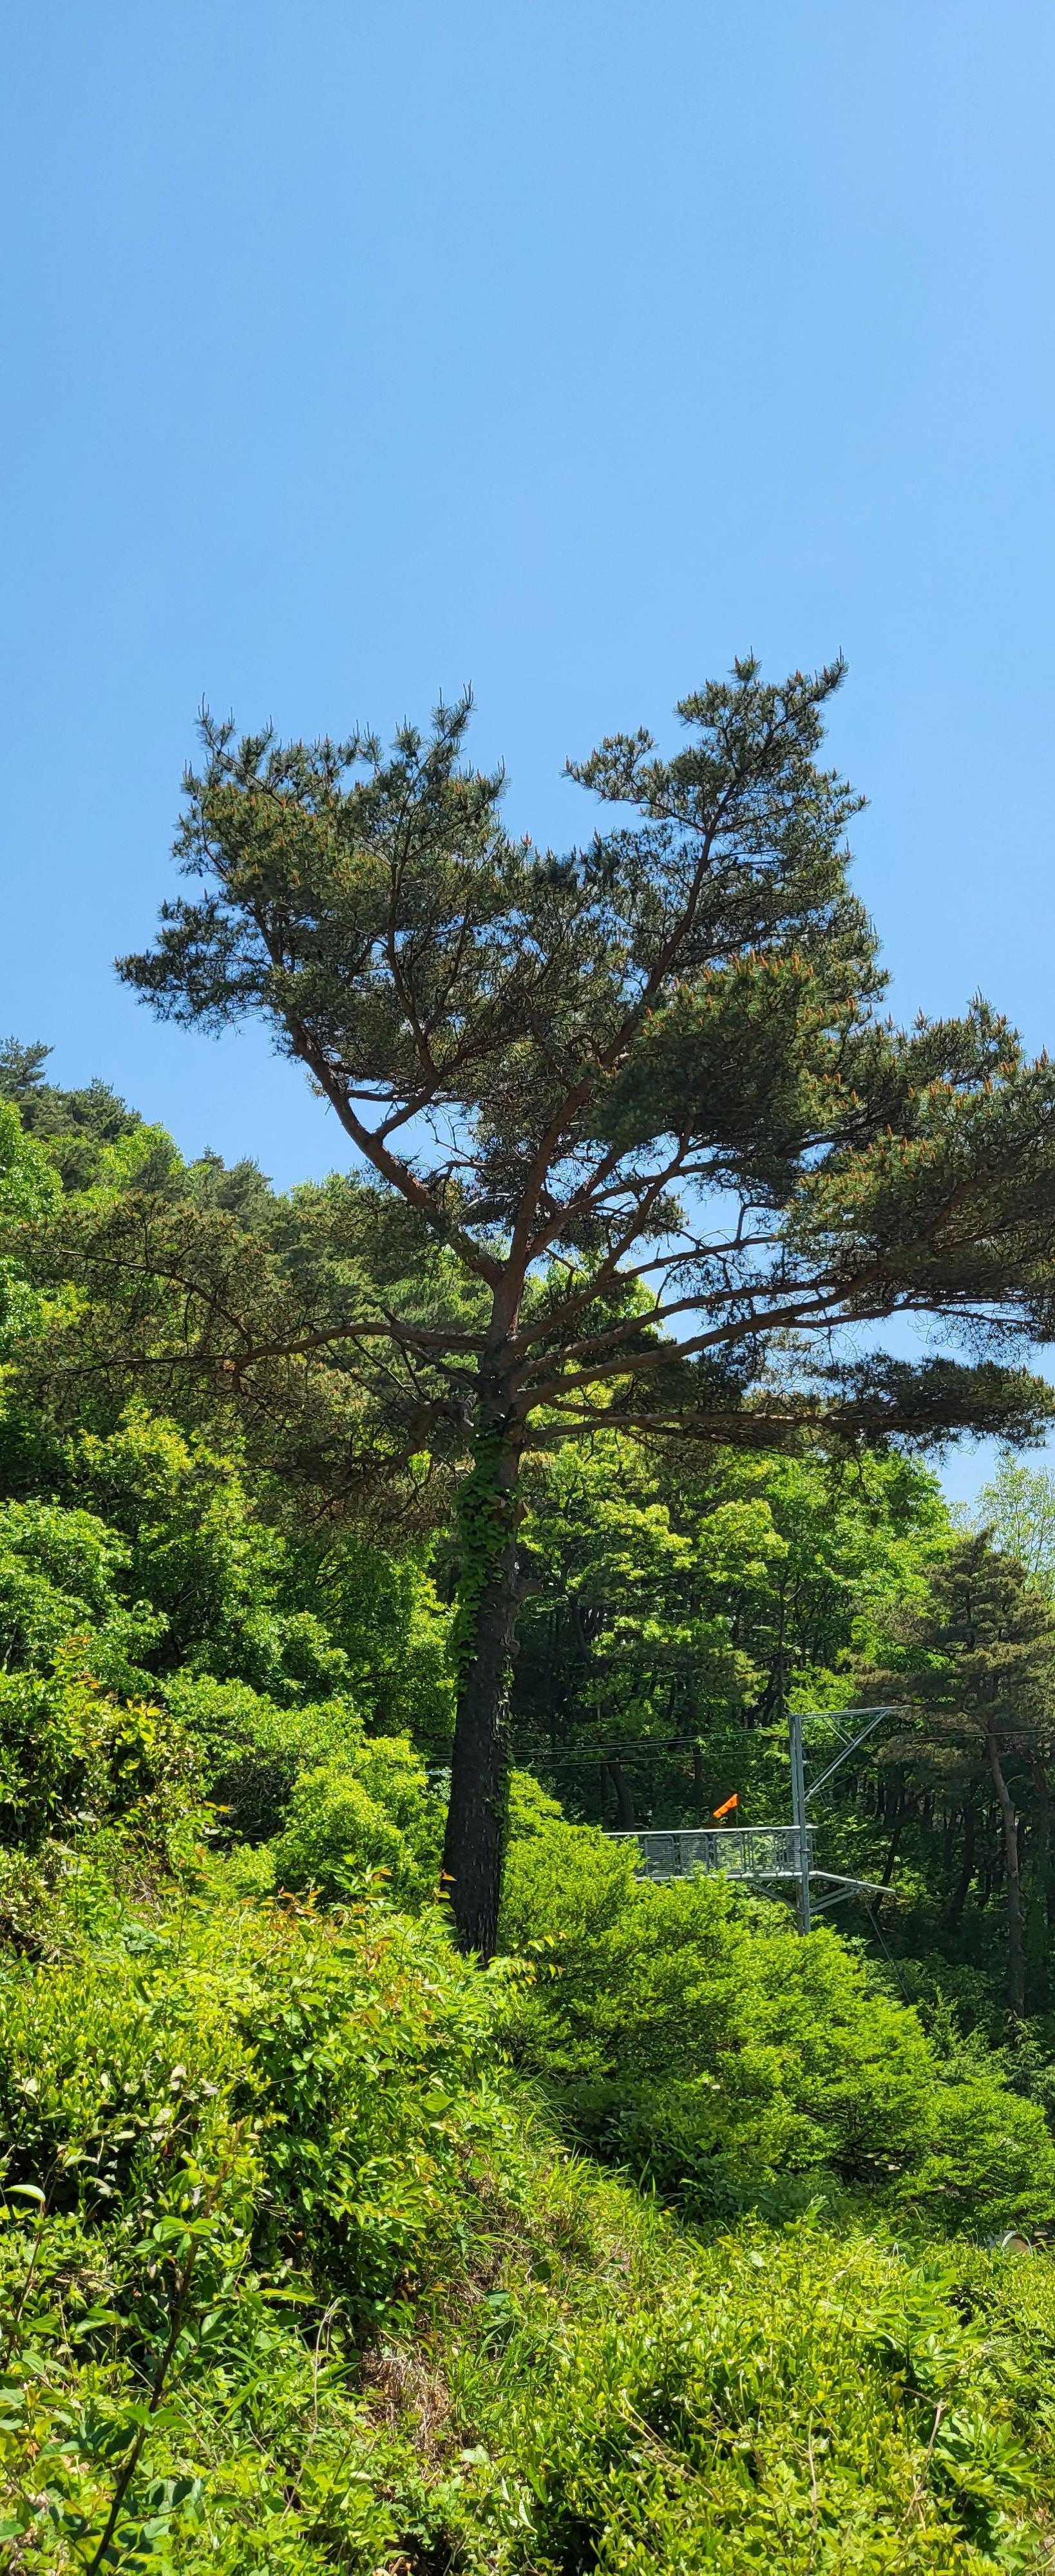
[{"x1": 3, "y1": 1, "x2": 1052, "y2": 1499}]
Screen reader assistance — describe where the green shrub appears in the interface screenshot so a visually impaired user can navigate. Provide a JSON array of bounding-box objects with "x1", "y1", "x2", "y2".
[
  {"x1": 0, "y1": 1941, "x2": 254, "y2": 2239},
  {"x1": 451, "y1": 2223, "x2": 1055, "y2": 2574},
  {"x1": 0, "y1": 1651, "x2": 203, "y2": 1852},
  {"x1": 166, "y1": 1670, "x2": 365, "y2": 1841},
  {"x1": 271, "y1": 1737, "x2": 445, "y2": 1906},
  {"x1": 0, "y1": 1874, "x2": 494, "y2": 2313},
  {"x1": 499, "y1": 1812, "x2": 1055, "y2": 2231},
  {"x1": 0, "y1": 1497, "x2": 163, "y2": 1685},
  {"x1": 0, "y1": 1876, "x2": 496, "y2": 2566},
  {"x1": 168, "y1": 1674, "x2": 444, "y2": 1889},
  {"x1": 4, "y1": 1854, "x2": 1055, "y2": 2571}
]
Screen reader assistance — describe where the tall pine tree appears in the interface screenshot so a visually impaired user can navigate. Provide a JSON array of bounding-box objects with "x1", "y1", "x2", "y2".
[{"x1": 111, "y1": 659, "x2": 1055, "y2": 1953}]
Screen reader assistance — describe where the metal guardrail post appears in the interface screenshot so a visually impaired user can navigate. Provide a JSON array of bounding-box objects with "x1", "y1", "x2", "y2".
[{"x1": 788, "y1": 1703, "x2": 812, "y2": 1935}]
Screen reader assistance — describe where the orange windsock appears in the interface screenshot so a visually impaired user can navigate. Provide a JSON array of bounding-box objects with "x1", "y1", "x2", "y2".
[{"x1": 712, "y1": 1792, "x2": 739, "y2": 1819}]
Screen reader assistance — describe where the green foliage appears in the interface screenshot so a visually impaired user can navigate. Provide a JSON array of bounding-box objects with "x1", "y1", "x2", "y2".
[
  {"x1": 0, "y1": 1652, "x2": 202, "y2": 1853},
  {"x1": 0, "y1": 1397, "x2": 453, "y2": 1738},
  {"x1": 0, "y1": 1035, "x2": 276, "y2": 1217},
  {"x1": 271, "y1": 1738, "x2": 445, "y2": 1906},
  {"x1": 298, "y1": 1531, "x2": 455, "y2": 1747},
  {"x1": 10, "y1": 1154, "x2": 470, "y2": 1529},
  {"x1": 499, "y1": 1810, "x2": 1055, "y2": 2232},
  {"x1": 0, "y1": 1095, "x2": 61, "y2": 1356},
  {"x1": 0, "y1": 1036, "x2": 145, "y2": 1193},
  {"x1": 450, "y1": 1418, "x2": 520, "y2": 1683},
  {"x1": 0, "y1": 1098, "x2": 61, "y2": 1229},
  {"x1": 4, "y1": 1852, "x2": 1055, "y2": 2570},
  {"x1": 451, "y1": 2225, "x2": 1055, "y2": 2575},
  {"x1": 0, "y1": 1869, "x2": 472, "y2": 2562},
  {"x1": 973, "y1": 1452, "x2": 1055, "y2": 1600},
  {"x1": 0, "y1": 1497, "x2": 162, "y2": 1686},
  {"x1": 166, "y1": 1672, "x2": 365, "y2": 1842},
  {"x1": 870, "y1": 1535, "x2": 1055, "y2": 2014},
  {"x1": 163, "y1": 1673, "x2": 444, "y2": 1893},
  {"x1": 12, "y1": 999, "x2": 1055, "y2": 2562},
  {"x1": 0, "y1": 1864, "x2": 507, "y2": 2569},
  {"x1": 70, "y1": 1406, "x2": 351, "y2": 1698},
  {"x1": 514, "y1": 1437, "x2": 951, "y2": 1829}
]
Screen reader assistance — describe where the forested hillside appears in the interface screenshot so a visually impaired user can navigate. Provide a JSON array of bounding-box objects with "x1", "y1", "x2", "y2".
[
  {"x1": 3, "y1": 1040, "x2": 1055, "y2": 2570},
  {"x1": 7, "y1": 670, "x2": 1055, "y2": 2568}
]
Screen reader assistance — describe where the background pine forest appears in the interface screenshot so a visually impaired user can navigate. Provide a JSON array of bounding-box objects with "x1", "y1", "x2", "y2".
[{"x1": 9, "y1": 1037, "x2": 1055, "y2": 2570}]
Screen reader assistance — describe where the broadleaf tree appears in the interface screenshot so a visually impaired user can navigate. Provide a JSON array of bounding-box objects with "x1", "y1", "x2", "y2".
[
  {"x1": 111, "y1": 658, "x2": 1055, "y2": 1954},
  {"x1": 973, "y1": 1451, "x2": 1055, "y2": 1599}
]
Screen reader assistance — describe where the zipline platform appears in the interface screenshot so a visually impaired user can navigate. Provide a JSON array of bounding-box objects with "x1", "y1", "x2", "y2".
[
  {"x1": 602, "y1": 1709, "x2": 902, "y2": 1925},
  {"x1": 607, "y1": 1824, "x2": 813, "y2": 1883}
]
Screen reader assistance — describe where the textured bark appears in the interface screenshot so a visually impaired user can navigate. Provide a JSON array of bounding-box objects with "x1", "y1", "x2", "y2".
[
  {"x1": 442, "y1": 1548, "x2": 519, "y2": 1957},
  {"x1": 442, "y1": 1361, "x2": 523, "y2": 1958}
]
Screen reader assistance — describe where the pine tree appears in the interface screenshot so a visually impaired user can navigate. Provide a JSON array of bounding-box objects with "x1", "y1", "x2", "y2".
[
  {"x1": 111, "y1": 659, "x2": 1055, "y2": 1954},
  {"x1": 874, "y1": 1535, "x2": 1055, "y2": 2014}
]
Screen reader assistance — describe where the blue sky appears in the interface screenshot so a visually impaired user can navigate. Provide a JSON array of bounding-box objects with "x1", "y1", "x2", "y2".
[{"x1": 3, "y1": 1, "x2": 1052, "y2": 1499}]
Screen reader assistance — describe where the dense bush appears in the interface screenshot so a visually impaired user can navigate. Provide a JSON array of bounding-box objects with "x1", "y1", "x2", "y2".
[
  {"x1": 4, "y1": 1853, "x2": 1055, "y2": 2571},
  {"x1": 271, "y1": 1738, "x2": 445, "y2": 1906},
  {"x1": 0, "y1": 1864, "x2": 500, "y2": 2566},
  {"x1": 0, "y1": 1652, "x2": 203, "y2": 1855},
  {"x1": 165, "y1": 1671, "x2": 366, "y2": 1842},
  {"x1": 0, "y1": 1498, "x2": 162, "y2": 1684},
  {"x1": 452, "y1": 2224, "x2": 1055, "y2": 2574},
  {"x1": 499, "y1": 1810, "x2": 1055, "y2": 2231},
  {"x1": 164, "y1": 1674, "x2": 445, "y2": 1898}
]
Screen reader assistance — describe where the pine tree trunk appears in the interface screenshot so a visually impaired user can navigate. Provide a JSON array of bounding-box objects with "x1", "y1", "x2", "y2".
[
  {"x1": 987, "y1": 1725, "x2": 1026, "y2": 2017},
  {"x1": 607, "y1": 1759, "x2": 636, "y2": 1831},
  {"x1": 442, "y1": 1365, "x2": 523, "y2": 1960}
]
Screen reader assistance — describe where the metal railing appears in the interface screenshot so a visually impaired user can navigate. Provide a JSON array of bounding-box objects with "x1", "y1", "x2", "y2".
[{"x1": 607, "y1": 1824, "x2": 814, "y2": 1883}]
